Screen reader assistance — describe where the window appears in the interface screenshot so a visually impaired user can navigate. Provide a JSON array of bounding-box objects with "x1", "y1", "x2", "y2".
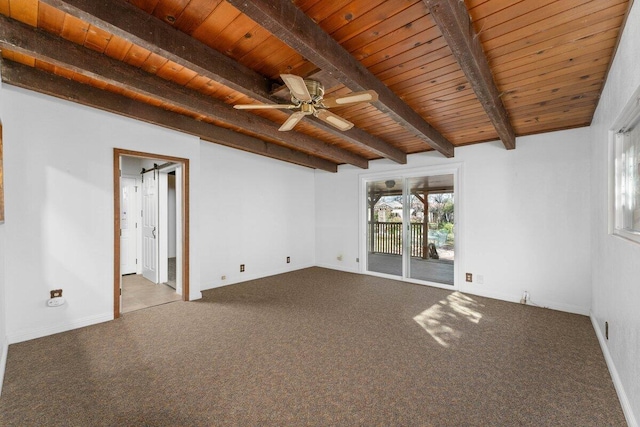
[{"x1": 613, "y1": 95, "x2": 640, "y2": 243}]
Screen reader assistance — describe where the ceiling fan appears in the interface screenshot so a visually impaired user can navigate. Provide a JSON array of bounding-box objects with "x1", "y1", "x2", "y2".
[{"x1": 233, "y1": 74, "x2": 378, "y2": 132}]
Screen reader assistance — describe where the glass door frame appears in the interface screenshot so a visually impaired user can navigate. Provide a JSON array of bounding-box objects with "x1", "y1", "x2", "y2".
[{"x1": 359, "y1": 163, "x2": 463, "y2": 290}]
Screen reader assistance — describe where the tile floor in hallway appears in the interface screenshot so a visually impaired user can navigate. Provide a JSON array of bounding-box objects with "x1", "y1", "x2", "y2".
[{"x1": 121, "y1": 274, "x2": 182, "y2": 313}]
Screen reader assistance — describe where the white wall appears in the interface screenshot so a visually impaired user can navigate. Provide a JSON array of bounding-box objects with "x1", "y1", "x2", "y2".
[
  {"x1": 589, "y1": 0, "x2": 640, "y2": 424},
  {"x1": 0, "y1": 224, "x2": 7, "y2": 395},
  {"x1": 198, "y1": 142, "x2": 316, "y2": 289},
  {"x1": 0, "y1": 82, "x2": 318, "y2": 346},
  {"x1": 0, "y1": 85, "x2": 202, "y2": 343},
  {"x1": 316, "y1": 130, "x2": 592, "y2": 315}
]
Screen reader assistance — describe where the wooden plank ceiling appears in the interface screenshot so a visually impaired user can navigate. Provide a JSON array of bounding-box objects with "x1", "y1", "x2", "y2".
[{"x1": 0, "y1": 0, "x2": 632, "y2": 172}]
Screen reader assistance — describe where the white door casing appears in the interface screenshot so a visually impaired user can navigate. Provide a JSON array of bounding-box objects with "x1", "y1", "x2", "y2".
[
  {"x1": 142, "y1": 168, "x2": 159, "y2": 283},
  {"x1": 158, "y1": 170, "x2": 169, "y2": 284}
]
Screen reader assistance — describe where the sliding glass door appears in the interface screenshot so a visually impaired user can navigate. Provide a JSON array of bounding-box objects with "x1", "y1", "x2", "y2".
[
  {"x1": 366, "y1": 178, "x2": 403, "y2": 277},
  {"x1": 365, "y1": 173, "x2": 455, "y2": 286},
  {"x1": 407, "y1": 175, "x2": 454, "y2": 285}
]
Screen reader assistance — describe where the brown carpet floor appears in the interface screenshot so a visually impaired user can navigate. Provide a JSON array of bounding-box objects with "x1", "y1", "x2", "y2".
[{"x1": 0, "y1": 268, "x2": 626, "y2": 426}]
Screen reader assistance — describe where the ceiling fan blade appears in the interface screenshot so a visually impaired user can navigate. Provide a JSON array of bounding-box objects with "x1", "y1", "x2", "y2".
[
  {"x1": 281, "y1": 74, "x2": 312, "y2": 102},
  {"x1": 279, "y1": 111, "x2": 307, "y2": 131},
  {"x1": 234, "y1": 103, "x2": 297, "y2": 110},
  {"x1": 315, "y1": 109, "x2": 354, "y2": 131},
  {"x1": 321, "y1": 90, "x2": 379, "y2": 108}
]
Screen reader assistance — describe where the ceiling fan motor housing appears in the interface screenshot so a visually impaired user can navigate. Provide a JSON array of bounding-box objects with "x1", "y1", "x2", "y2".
[{"x1": 302, "y1": 79, "x2": 324, "y2": 103}]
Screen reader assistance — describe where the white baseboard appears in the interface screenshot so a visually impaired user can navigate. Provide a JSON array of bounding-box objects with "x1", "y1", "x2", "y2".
[
  {"x1": 0, "y1": 337, "x2": 8, "y2": 396},
  {"x1": 314, "y1": 263, "x2": 360, "y2": 274},
  {"x1": 590, "y1": 314, "x2": 638, "y2": 427},
  {"x1": 459, "y1": 287, "x2": 590, "y2": 316},
  {"x1": 317, "y1": 267, "x2": 590, "y2": 315},
  {"x1": 200, "y1": 263, "x2": 316, "y2": 291},
  {"x1": 7, "y1": 313, "x2": 114, "y2": 344},
  {"x1": 188, "y1": 290, "x2": 203, "y2": 301}
]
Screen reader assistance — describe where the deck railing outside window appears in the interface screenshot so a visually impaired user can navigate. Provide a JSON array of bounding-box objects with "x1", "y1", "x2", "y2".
[{"x1": 369, "y1": 222, "x2": 440, "y2": 257}]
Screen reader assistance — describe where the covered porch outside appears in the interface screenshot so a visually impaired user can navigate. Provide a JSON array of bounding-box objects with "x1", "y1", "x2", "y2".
[
  {"x1": 367, "y1": 175, "x2": 454, "y2": 285},
  {"x1": 367, "y1": 253, "x2": 454, "y2": 285}
]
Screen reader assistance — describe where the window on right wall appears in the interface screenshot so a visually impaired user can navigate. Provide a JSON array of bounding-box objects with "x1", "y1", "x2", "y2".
[{"x1": 612, "y1": 91, "x2": 640, "y2": 243}]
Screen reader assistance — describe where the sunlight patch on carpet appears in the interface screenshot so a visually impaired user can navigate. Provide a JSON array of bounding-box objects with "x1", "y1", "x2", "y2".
[{"x1": 413, "y1": 292, "x2": 483, "y2": 347}]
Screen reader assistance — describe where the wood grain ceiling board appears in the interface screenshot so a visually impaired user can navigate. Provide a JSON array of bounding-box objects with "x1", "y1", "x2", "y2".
[
  {"x1": 2, "y1": 48, "x2": 35, "y2": 65},
  {"x1": 176, "y1": 1, "x2": 307, "y2": 80},
  {"x1": 4, "y1": 0, "x2": 447, "y2": 155},
  {"x1": 4, "y1": 1, "x2": 387, "y2": 164},
  {"x1": 467, "y1": 0, "x2": 629, "y2": 136},
  {"x1": 4, "y1": 0, "x2": 37, "y2": 25},
  {"x1": 296, "y1": 0, "x2": 497, "y2": 146},
  {"x1": 0, "y1": 0, "x2": 633, "y2": 169},
  {"x1": 0, "y1": 43, "x2": 363, "y2": 165},
  {"x1": 103, "y1": 0, "x2": 412, "y2": 157},
  {"x1": 213, "y1": 0, "x2": 455, "y2": 152}
]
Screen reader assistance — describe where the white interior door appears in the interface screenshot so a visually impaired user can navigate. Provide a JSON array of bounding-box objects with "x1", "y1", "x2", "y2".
[
  {"x1": 120, "y1": 176, "x2": 138, "y2": 275},
  {"x1": 142, "y1": 169, "x2": 159, "y2": 283}
]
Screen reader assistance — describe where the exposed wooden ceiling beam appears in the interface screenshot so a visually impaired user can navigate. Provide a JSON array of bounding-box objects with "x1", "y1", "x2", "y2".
[
  {"x1": 225, "y1": 0, "x2": 455, "y2": 158},
  {"x1": 40, "y1": 0, "x2": 274, "y2": 99},
  {"x1": 423, "y1": 0, "x2": 516, "y2": 150},
  {"x1": 39, "y1": 0, "x2": 405, "y2": 164},
  {"x1": 1, "y1": 59, "x2": 338, "y2": 172},
  {"x1": 0, "y1": 14, "x2": 367, "y2": 168}
]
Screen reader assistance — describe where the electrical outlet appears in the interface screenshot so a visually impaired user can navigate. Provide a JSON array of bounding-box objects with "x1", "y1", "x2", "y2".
[
  {"x1": 221, "y1": 275, "x2": 226, "y2": 280},
  {"x1": 240, "y1": 264, "x2": 245, "y2": 272},
  {"x1": 465, "y1": 273, "x2": 472, "y2": 282},
  {"x1": 337, "y1": 254, "x2": 343, "y2": 261},
  {"x1": 47, "y1": 297, "x2": 65, "y2": 307},
  {"x1": 286, "y1": 256, "x2": 290, "y2": 263}
]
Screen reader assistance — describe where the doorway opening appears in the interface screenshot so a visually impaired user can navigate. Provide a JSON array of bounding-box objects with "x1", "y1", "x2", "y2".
[
  {"x1": 362, "y1": 169, "x2": 458, "y2": 288},
  {"x1": 114, "y1": 149, "x2": 190, "y2": 318}
]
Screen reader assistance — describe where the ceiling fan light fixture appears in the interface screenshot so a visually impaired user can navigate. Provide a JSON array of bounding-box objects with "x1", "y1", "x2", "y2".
[{"x1": 234, "y1": 74, "x2": 375, "y2": 131}]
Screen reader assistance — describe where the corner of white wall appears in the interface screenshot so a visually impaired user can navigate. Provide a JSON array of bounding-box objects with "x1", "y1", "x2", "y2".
[
  {"x1": 1, "y1": 85, "x2": 201, "y2": 344},
  {"x1": 6, "y1": 313, "x2": 114, "y2": 345},
  {"x1": 0, "y1": 73, "x2": 8, "y2": 394},
  {"x1": 0, "y1": 340, "x2": 7, "y2": 396},
  {"x1": 588, "y1": 1, "x2": 640, "y2": 424},
  {"x1": 590, "y1": 314, "x2": 638, "y2": 427}
]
